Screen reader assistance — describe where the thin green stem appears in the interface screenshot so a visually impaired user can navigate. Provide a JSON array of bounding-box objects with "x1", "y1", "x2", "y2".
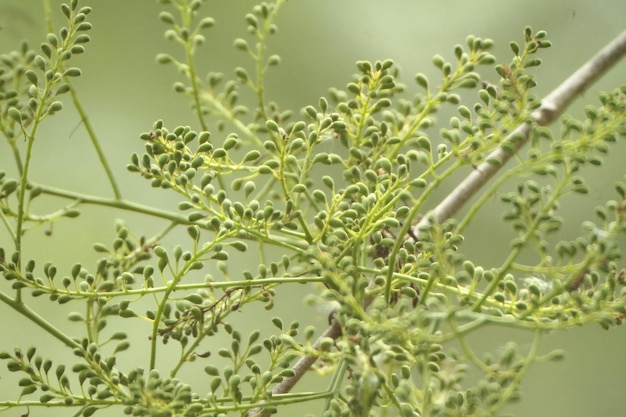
[
  {"x1": 200, "y1": 92, "x2": 263, "y2": 146},
  {"x1": 0, "y1": 207, "x2": 16, "y2": 243},
  {"x1": 384, "y1": 159, "x2": 463, "y2": 302},
  {"x1": 0, "y1": 291, "x2": 80, "y2": 350},
  {"x1": 15, "y1": 127, "x2": 37, "y2": 268},
  {"x1": 36, "y1": 183, "x2": 190, "y2": 224},
  {"x1": 471, "y1": 168, "x2": 571, "y2": 311},
  {"x1": 42, "y1": 0, "x2": 53, "y2": 33},
  {"x1": 66, "y1": 82, "x2": 122, "y2": 199},
  {"x1": 180, "y1": 0, "x2": 208, "y2": 131}
]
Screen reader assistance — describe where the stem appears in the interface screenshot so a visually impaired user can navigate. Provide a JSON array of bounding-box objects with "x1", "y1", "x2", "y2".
[
  {"x1": 245, "y1": 318, "x2": 343, "y2": 417},
  {"x1": 0, "y1": 291, "x2": 80, "y2": 350},
  {"x1": 15, "y1": 124, "x2": 38, "y2": 272},
  {"x1": 36, "y1": 183, "x2": 190, "y2": 224},
  {"x1": 67, "y1": 82, "x2": 123, "y2": 199},
  {"x1": 179, "y1": 1, "x2": 208, "y2": 131}
]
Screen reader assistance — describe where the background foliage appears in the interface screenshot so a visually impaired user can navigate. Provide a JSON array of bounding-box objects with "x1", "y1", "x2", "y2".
[{"x1": 0, "y1": 1, "x2": 625, "y2": 416}]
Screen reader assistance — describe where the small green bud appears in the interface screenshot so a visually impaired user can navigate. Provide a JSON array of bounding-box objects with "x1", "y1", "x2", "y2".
[
  {"x1": 212, "y1": 251, "x2": 228, "y2": 261},
  {"x1": 76, "y1": 22, "x2": 92, "y2": 32},
  {"x1": 304, "y1": 106, "x2": 317, "y2": 119},
  {"x1": 546, "y1": 349, "x2": 566, "y2": 361},
  {"x1": 56, "y1": 83, "x2": 71, "y2": 95},
  {"x1": 48, "y1": 101, "x2": 63, "y2": 113},
  {"x1": 242, "y1": 150, "x2": 260, "y2": 162},
  {"x1": 454, "y1": 44, "x2": 464, "y2": 60},
  {"x1": 8, "y1": 108, "x2": 22, "y2": 123},
  {"x1": 322, "y1": 176, "x2": 334, "y2": 190},
  {"x1": 245, "y1": 13, "x2": 258, "y2": 28},
  {"x1": 235, "y1": 67, "x2": 248, "y2": 82},
  {"x1": 486, "y1": 155, "x2": 502, "y2": 166},
  {"x1": 243, "y1": 181, "x2": 255, "y2": 196},
  {"x1": 319, "y1": 97, "x2": 328, "y2": 112},
  {"x1": 1, "y1": 179, "x2": 18, "y2": 195},
  {"x1": 510, "y1": 41, "x2": 520, "y2": 56},
  {"x1": 478, "y1": 53, "x2": 495, "y2": 65},
  {"x1": 432, "y1": 54, "x2": 445, "y2": 69},
  {"x1": 156, "y1": 54, "x2": 173, "y2": 64},
  {"x1": 268, "y1": 54, "x2": 280, "y2": 66},
  {"x1": 188, "y1": 212, "x2": 205, "y2": 222},
  {"x1": 74, "y1": 34, "x2": 90, "y2": 44},
  {"x1": 47, "y1": 33, "x2": 58, "y2": 47},
  {"x1": 25, "y1": 70, "x2": 38, "y2": 86},
  {"x1": 41, "y1": 42, "x2": 52, "y2": 58},
  {"x1": 356, "y1": 60, "x2": 372, "y2": 73},
  {"x1": 234, "y1": 38, "x2": 248, "y2": 51},
  {"x1": 266, "y1": 120, "x2": 279, "y2": 133},
  {"x1": 524, "y1": 58, "x2": 542, "y2": 68},
  {"x1": 159, "y1": 12, "x2": 175, "y2": 24},
  {"x1": 415, "y1": 73, "x2": 428, "y2": 89},
  {"x1": 199, "y1": 17, "x2": 215, "y2": 29},
  {"x1": 63, "y1": 209, "x2": 80, "y2": 218},
  {"x1": 63, "y1": 67, "x2": 81, "y2": 77},
  {"x1": 223, "y1": 135, "x2": 238, "y2": 150},
  {"x1": 347, "y1": 82, "x2": 360, "y2": 95}
]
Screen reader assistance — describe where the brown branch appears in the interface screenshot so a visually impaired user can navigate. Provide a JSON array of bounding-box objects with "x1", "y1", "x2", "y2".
[
  {"x1": 249, "y1": 29, "x2": 626, "y2": 416},
  {"x1": 415, "y1": 29, "x2": 626, "y2": 229},
  {"x1": 246, "y1": 320, "x2": 342, "y2": 416}
]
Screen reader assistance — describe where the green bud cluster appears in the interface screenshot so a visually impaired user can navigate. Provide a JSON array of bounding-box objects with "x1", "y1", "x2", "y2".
[
  {"x1": 1, "y1": 1, "x2": 626, "y2": 416},
  {"x1": 0, "y1": 1, "x2": 90, "y2": 140}
]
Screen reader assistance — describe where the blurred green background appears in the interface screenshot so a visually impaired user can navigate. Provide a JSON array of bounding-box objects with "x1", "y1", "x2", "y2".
[{"x1": 0, "y1": 1, "x2": 625, "y2": 416}]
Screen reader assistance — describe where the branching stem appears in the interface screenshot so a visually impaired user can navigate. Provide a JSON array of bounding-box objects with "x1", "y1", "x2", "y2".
[{"x1": 267, "y1": 29, "x2": 626, "y2": 407}]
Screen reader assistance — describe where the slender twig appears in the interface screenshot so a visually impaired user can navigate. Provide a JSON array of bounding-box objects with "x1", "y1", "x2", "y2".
[
  {"x1": 66, "y1": 82, "x2": 123, "y2": 200},
  {"x1": 254, "y1": 30, "x2": 626, "y2": 412},
  {"x1": 0, "y1": 291, "x2": 81, "y2": 350},
  {"x1": 35, "y1": 183, "x2": 190, "y2": 224},
  {"x1": 246, "y1": 319, "x2": 343, "y2": 416}
]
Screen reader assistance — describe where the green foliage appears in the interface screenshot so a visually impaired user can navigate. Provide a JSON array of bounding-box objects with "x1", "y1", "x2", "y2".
[{"x1": 1, "y1": 1, "x2": 626, "y2": 416}]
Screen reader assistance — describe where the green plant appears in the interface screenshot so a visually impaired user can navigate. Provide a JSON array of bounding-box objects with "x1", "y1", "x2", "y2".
[{"x1": 1, "y1": 1, "x2": 625, "y2": 416}]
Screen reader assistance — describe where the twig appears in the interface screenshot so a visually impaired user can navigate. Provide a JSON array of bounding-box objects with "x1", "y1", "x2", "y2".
[
  {"x1": 249, "y1": 30, "x2": 626, "y2": 415},
  {"x1": 246, "y1": 320, "x2": 342, "y2": 416}
]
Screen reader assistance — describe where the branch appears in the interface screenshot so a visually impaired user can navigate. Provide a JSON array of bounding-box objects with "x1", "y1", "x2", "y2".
[
  {"x1": 251, "y1": 30, "x2": 626, "y2": 414},
  {"x1": 414, "y1": 29, "x2": 626, "y2": 229},
  {"x1": 246, "y1": 320, "x2": 342, "y2": 416}
]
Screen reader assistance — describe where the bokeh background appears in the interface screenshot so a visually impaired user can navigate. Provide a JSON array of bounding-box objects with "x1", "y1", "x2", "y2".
[{"x1": 0, "y1": 1, "x2": 625, "y2": 416}]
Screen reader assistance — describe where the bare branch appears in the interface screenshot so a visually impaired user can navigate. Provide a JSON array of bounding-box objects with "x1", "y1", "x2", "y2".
[
  {"x1": 415, "y1": 29, "x2": 626, "y2": 229},
  {"x1": 246, "y1": 320, "x2": 342, "y2": 416}
]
